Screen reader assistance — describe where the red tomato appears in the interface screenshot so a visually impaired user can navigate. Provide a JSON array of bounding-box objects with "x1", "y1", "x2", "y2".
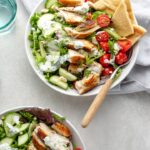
[
  {"x1": 115, "y1": 52, "x2": 128, "y2": 65},
  {"x1": 102, "y1": 66, "x2": 114, "y2": 76},
  {"x1": 99, "y1": 54, "x2": 111, "y2": 67},
  {"x1": 99, "y1": 42, "x2": 109, "y2": 52},
  {"x1": 96, "y1": 31, "x2": 109, "y2": 42},
  {"x1": 86, "y1": 12, "x2": 92, "y2": 20},
  {"x1": 117, "y1": 40, "x2": 132, "y2": 53},
  {"x1": 75, "y1": 148, "x2": 82, "y2": 150},
  {"x1": 97, "y1": 14, "x2": 111, "y2": 28}
]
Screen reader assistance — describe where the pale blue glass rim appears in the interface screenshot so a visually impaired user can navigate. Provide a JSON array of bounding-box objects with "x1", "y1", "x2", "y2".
[{"x1": 0, "y1": 0, "x2": 17, "y2": 31}]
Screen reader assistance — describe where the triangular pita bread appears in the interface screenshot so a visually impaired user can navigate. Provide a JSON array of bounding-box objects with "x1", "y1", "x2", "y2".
[
  {"x1": 112, "y1": 0, "x2": 134, "y2": 37},
  {"x1": 128, "y1": 25, "x2": 146, "y2": 45}
]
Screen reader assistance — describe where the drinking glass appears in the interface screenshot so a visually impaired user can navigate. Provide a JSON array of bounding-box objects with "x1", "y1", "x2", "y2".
[{"x1": 0, "y1": 0, "x2": 17, "y2": 34}]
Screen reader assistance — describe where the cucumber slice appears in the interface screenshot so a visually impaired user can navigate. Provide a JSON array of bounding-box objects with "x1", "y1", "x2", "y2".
[
  {"x1": 105, "y1": 28, "x2": 121, "y2": 40},
  {"x1": 28, "y1": 121, "x2": 37, "y2": 137},
  {"x1": 4, "y1": 113, "x2": 21, "y2": 137},
  {"x1": 19, "y1": 123, "x2": 30, "y2": 133},
  {"x1": 59, "y1": 68, "x2": 77, "y2": 81},
  {"x1": 49, "y1": 76, "x2": 68, "y2": 90},
  {"x1": 0, "y1": 137, "x2": 14, "y2": 145},
  {"x1": 18, "y1": 133, "x2": 29, "y2": 147},
  {"x1": 45, "y1": 0, "x2": 57, "y2": 9}
]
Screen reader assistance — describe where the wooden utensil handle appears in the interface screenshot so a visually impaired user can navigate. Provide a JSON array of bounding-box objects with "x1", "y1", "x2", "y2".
[{"x1": 81, "y1": 78, "x2": 113, "y2": 128}]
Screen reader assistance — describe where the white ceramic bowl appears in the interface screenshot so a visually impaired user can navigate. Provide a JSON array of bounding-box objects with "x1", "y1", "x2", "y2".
[
  {"x1": 0, "y1": 106, "x2": 86, "y2": 150},
  {"x1": 25, "y1": 0, "x2": 139, "y2": 96}
]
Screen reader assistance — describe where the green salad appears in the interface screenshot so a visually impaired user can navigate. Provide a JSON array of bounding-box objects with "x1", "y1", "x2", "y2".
[
  {"x1": 0, "y1": 108, "x2": 82, "y2": 150},
  {"x1": 28, "y1": 0, "x2": 135, "y2": 94}
]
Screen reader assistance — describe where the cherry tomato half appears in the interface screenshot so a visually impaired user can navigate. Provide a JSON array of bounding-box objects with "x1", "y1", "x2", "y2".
[
  {"x1": 117, "y1": 40, "x2": 132, "y2": 53},
  {"x1": 99, "y1": 53, "x2": 111, "y2": 67},
  {"x1": 102, "y1": 66, "x2": 114, "y2": 76},
  {"x1": 75, "y1": 148, "x2": 82, "y2": 150},
  {"x1": 115, "y1": 52, "x2": 128, "y2": 65},
  {"x1": 97, "y1": 14, "x2": 111, "y2": 28},
  {"x1": 99, "y1": 42, "x2": 109, "y2": 52},
  {"x1": 96, "y1": 31, "x2": 109, "y2": 42}
]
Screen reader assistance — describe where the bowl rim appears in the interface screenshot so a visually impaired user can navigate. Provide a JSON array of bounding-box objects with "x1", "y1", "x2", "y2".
[
  {"x1": 25, "y1": 0, "x2": 140, "y2": 97},
  {"x1": 0, "y1": 106, "x2": 86, "y2": 150}
]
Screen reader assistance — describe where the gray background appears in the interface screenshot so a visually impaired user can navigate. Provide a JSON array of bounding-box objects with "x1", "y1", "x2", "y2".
[{"x1": 1, "y1": 1, "x2": 150, "y2": 149}]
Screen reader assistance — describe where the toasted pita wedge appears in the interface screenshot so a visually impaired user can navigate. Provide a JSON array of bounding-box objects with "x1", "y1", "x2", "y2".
[
  {"x1": 64, "y1": 25, "x2": 100, "y2": 39},
  {"x1": 112, "y1": 0, "x2": 134, "y2": 37},
  {"x1": 128, "y1": 25, "x2": 147, "y2": 45},
  {"x1": 59, "y1": 0, "x2": 83, "y2": 6},
  {"x1": 93, "y1": 0, "x2": 136, "y2": 24}
]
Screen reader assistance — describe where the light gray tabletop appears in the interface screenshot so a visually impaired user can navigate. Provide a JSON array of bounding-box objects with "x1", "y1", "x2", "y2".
[{"x1": 0, "y1": 1, "x2": 150, "y2": 150}]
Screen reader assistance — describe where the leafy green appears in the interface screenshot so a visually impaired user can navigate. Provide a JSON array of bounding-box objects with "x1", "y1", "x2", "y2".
[
  {"x1": 84, "y1": 69, "x2": 91, "y2": 77},
  {"x1": 0, "y1": 126, "x2": 6, "y2": 140},
  {"x1": 39, "y1": 41, "x2": 47, "y2": 58},
  {"x1": 30, "y1": 13, "x2": 41, "y2": 28},
  {"x1": 52, "y1": 113, "x2": 66, "y2": 122},
  {"x1": 108, "y1": 40, "x2": 116, "y2": 55},
  {"x1": 19, "y1": 111, "x2": 34, "y2": 122},
  {"x1": 92, "y1": 11, "x2": 106, "y2": 20},
  {"x1": 105, "y1": 28, "x2": 121, "y2": 40}
]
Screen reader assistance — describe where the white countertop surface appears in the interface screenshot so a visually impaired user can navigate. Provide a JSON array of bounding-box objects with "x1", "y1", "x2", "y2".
[{"x1": 0, "y1": 1, "x2": 150, "y2": 150}]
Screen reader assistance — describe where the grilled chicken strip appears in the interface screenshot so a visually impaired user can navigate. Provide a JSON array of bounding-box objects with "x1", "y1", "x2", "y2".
[
  {"x1": 68, "y1": 64, "x2": 86, "y2": 74},
  {"x1": 68, "y1": 49, "x2": 85, "y2": 64},
  {"x1": 51, "y1": 122, "x2": 71, "y2": 138},
  {"x1": 27, "y1": 143, "x2": 38, "y2": 150},
  {"x1": 32, "y1": 132, "x2": 47, "y2": 150},
  {"x1": 58, "y1": 10, "x2": 84, "y2": 25},
  {"x1": 75, "y1": 62, "x2": 103, "y2": 94},
  {"x1": 58, "y1": 0, "x2": 83, "y2": 6},
  {"x1": 75, "y1": 73, "x2": 100, "y2": 94},
  {"x1": 67, "y1": 39, "x2": 98, "y2": 52},
  {"x1": 64, "y1": 25, "x2": 100, "y2": 38}
]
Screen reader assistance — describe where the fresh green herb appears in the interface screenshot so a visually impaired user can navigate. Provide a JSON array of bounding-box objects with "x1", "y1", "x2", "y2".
[
  {"x1": 92, "y1": 11, "x2": 106, "y2": 20},
  {"x1": 59, "y1": 47, "x2": 68, "y2": 56},
  {"x1": 19, "y1": 111, "x2": 34, "y2": 122},
  {"x1": 52, "y1": 113, "x2": 66, "y2": 122},
  {"x1": 28, "y1": 34, "x2": 33, "y2": 41},
  {"x1": 114, "y1": 68, "x2": 122, "y2": 81},
  {"x1": 108, "y1": 40, "x2": 115, "y2": 55},
  {"x1": 0, "y1": 126, "x2": 6, "y2": 140},
  {"x1": 84, "y1": 69, "x2": 91, "y2": 77},
  {"x1": 105, "y1": 28, "x2": 121, "y2": 40}
]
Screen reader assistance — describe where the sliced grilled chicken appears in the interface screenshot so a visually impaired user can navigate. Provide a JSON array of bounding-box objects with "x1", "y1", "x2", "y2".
[
  {"x1": 58, "y1": 0, "x2": 83, "y2": 6},
  {"x1": 75, "y1": 20, "x2": 97, "y2": 31},
  {"x1": 27, "y1": 143, "x2": 37, "y2": 150},
  {"x1": 51, "y1": 122, "x2": 71, "y2": 138},
  {"x1": 67, "y1": 39, "x2": 98, "y2": 52},
  {"x1": 59, "y1": 2, "x2": 90, "y2": 15},
  {"x1": 58, "y1": 10, "x2": 84, "y2": 25},
  {"x1": 88, "y1": 62, "x2": 103, "y2": 75},
  {"x1": 64, "y1": 25, "x2": 100, "y2": 38},
  {"x1": 68, "y1": 49, "x2": 85, "y2": 64},
  {"x1": 32, "y1": 132, "x2": 47, "y2": 150},
  {"x1": 68, "y1": 64, "x2": 86, "y2": 74},
  {"x1": 75, "y1": 73, "x2": 100, "y2": 94}
]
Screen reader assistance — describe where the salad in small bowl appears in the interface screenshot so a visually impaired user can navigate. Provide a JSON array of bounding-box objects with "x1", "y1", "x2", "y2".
[
  {"x1": 0, "y1": 107, "x2": 85, "y2": 150},
  {"x1": 25, "y1": 0, "x2": 146, "y2": 96}
]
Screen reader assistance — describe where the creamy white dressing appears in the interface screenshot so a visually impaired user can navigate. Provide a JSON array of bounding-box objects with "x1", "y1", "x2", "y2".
[
  {"x1": 39, "y1": 54, "x2": 68, "y2": 72},
  {"x1": 74, "y1": 41, "x2": 84, "y2": 49},
  {"x1": 37, "y1": 14, "x2": 62, "y2": 37},
  {"x1": 59, "y1": 76, "x2": 67, "y2": 83},
  {"x1": 90, "y1": 66, "x2": 101, "y2": 74},
  {"x1": 114, "y1": 43, "x2": 121, "y2": 54},
  {"x1": 74, "y1": 2, "x2": 89, "y2": 14},
  {"x1": 6, "y1": 123, "x2": 19, "y2": 136},
  {"x1": 13, "y1": 116, "x2": 20, "y2": 125},
  {"x1": 0, "y1": 144, "x2": 17, "y2": 150},
  {"x1": 92, "y1": 37, "x2": 98, "y2": 45},
  {"x1": 44, "y1": 133, "x2": 72, "y2": 150}
]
